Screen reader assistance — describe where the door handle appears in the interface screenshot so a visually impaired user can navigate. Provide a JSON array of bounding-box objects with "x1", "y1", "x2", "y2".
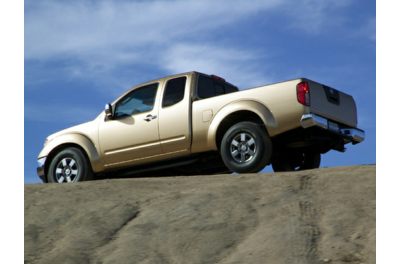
[{"x1": 144, "y1": 114, "x2": 157, "y2": 122}]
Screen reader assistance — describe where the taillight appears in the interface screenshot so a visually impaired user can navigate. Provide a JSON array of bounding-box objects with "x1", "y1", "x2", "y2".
[{"x1": 297, "y1": 81, "x2": 310, "y2": 106}]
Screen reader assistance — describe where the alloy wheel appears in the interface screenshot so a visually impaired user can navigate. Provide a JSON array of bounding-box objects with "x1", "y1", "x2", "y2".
[
  {"x1": 230, "y1": 132, "x2": 257, "y2": 163},
  {"x1": 55, "y1": 158, "x2": 79, "y2": 183}
]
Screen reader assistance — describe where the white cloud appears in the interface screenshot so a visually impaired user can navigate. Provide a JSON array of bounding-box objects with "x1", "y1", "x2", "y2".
[
  {"x1": 25, "y1": 0, "x2": 281, "y2": 60},
  {"x1": 25, "y1": 0, "x2": 357, "y2": 91},
  {"x1": 162, "y1": 43, "x2": 269, "y2": 87},
  {"x1": 282, "y1": 0, "x2": 352, "y2": 33}
]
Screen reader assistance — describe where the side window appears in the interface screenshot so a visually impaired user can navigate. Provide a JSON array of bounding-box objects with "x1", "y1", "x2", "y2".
[
  {"x1": 197, "y1": 75, "x2": 238, "y2": 99},
  {"x1": 215, "y1": 83, "x2": 225, "y2": 96},
  {"x1": 225, "y1": 83, "x2": 238, "y2": 94},
  {"x1": 114, "y1": 83, "x2": 158, "y2": 118},
  {"x1": 197, "y1": 75, "x2": 215, "y2": 99},
  {"x1": 162, "y1": 77, "x2": 186, "y2": 107}
]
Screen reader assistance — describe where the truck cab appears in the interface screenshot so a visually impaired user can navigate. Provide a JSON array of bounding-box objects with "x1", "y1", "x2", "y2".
[{"x1": 98, "y1": 72, "x2": 237, "y2": 169}]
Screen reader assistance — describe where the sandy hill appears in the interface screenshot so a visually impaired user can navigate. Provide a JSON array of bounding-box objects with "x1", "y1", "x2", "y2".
[{"x1": 25, "y1": 165, "x2": 375, "y2": 264}]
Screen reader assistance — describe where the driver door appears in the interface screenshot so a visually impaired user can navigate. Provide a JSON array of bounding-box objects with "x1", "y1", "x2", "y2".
[{"x1": 98, "y1": 83, "x2": 161, "y2": 168}]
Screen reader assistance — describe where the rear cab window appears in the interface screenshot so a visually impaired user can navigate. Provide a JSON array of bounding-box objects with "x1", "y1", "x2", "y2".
[{"x1": 197, "y1": 74, "x2": 238, "y2": 100}]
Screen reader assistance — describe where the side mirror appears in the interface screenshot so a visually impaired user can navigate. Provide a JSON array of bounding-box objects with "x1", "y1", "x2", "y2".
[{"x1": 104, "y1": 103, "x2": 113, "y2": 120}]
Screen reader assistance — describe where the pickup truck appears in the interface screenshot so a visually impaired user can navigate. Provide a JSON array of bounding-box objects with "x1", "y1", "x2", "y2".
[{"x1": 37, "y1": 71, "x2": 365, "y2": 183}]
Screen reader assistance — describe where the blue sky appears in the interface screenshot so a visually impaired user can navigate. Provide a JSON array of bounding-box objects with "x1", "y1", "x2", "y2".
[{"x1": 25, "y1": 0, "x2": 375, "y2": 183}]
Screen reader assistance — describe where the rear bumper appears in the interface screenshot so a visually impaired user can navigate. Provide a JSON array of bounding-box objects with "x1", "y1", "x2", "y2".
[{"x1": 300, "y1": 113, "x2": 365, "y2": 144}]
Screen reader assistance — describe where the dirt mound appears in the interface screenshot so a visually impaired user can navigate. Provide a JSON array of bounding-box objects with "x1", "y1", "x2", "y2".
[{"x1": 25, "y1": 165, "x2": 375, "y2": 264}]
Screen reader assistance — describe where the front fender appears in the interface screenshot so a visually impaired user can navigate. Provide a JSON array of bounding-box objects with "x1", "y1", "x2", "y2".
[
  {"x1": 206, "y1": 100, "x2": 277, "y2": 149},
  {"x1": 38, "y1": 133, "x2": 103, "y2": 173}
]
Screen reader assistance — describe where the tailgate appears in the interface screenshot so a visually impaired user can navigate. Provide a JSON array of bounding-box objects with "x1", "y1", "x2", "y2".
[{"x1": 307, "y1": 79, "x2": 357, "y2": 127}]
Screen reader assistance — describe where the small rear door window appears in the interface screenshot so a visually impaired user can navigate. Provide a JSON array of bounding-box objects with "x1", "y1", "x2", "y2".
[{"x1": 162, "y1": 76, "x2": 186, "y2": 107}]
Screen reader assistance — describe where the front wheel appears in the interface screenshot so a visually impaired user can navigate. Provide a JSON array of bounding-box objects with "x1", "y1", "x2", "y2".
[
  {"x1": 271, "y1": 151, "x2": 321, "y2": 172},
  {"x1": 47, "y1": 147, "x2": 93, "y2": 183},
  {"x1": 220, "y1": 121, "x2": 272, "y2": 173}
]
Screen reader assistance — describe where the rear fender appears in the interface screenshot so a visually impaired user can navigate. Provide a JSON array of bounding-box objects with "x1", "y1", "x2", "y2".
[{"x1": 207, "y1": 100, "x2": 276, "y2": 149}]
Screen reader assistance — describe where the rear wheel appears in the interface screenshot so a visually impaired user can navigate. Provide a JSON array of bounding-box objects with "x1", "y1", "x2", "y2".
[
  {"x1": 272, "y1": 151, "x2": 321, "y2": 172},
  {"x1": 220, "y1": 121, "x2": 272, "y2": 173},
  {"x1": 47, "y1": 147, "x2": 93, "y2": 183}
]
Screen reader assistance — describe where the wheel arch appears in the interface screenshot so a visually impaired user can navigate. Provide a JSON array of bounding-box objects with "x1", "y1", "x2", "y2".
[
  {"x1": 41, "y1": 134, "x2": 102, "y2": 180},
  {"x1": 207, "y1": 100, "x2": 276, "y2": 150}
]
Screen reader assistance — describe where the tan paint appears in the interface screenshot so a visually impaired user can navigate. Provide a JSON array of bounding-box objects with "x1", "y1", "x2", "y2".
[
  {"x1": 157, "y1": 73, "x2": 192, "y2": 154},
  {"x1": 306, "y1": 79, "x2": 357, "y2": 127},
  {"x1": 103, "y1": 149, "x2": 188, "y2": 168},
  {"x1": 39, "y1": 131, "x2": 103, "y2": 172},
  {"x1": 98, "y1": 81, "x2": 162, "y2": 167},
  {"x1": 190, "y1": 78, "x2": 306, "y2": 152},
  {"x1": 206, "y1": 100, "x2": 276, "y2": 150},
  {"x1": 202, "y1": 110, "x2": 213, "y2": 122},
  {"x1": 38, "y1": 72, "x2": 359, "y2": 176}
]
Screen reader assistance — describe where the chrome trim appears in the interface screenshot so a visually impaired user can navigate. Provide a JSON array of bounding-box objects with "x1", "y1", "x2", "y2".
[
  {"x1": 37, "y1": 157, "x2": 46, "y2": 167},
  {"x1": 230, "y1": 132, "x2": 257, "y2": 163},
  {"x1": 37, "y1": 157, "x2": 47, "y2": 182},
  {"x1": 300, "y1": 113, "x2": 365, "y2": 143},
  {"x1": 300, "y1": 113, "x2": 328, "y2": 129},
  {"x1": 340, "y1": 128, "x2": 365, "y2": 143}
]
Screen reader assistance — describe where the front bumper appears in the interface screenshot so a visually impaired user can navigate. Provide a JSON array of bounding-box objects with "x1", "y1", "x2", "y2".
[
  {"x1": 37, "y1": 157, "x2": 46, "y2": 182},
  {"x1": 300, "y1": 113, "x2": 365, "y2": 144}
]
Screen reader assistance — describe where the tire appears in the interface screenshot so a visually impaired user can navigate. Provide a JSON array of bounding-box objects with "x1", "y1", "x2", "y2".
[
  {"x1": 272, "y1": 151, "x2": 321, "y2": 172},
  {"x1": 47, "y1": 147, "x2": 94, "y2": 183},
  {"x1": 220, "y1": 121, "x2": 272, "y2": 173}
]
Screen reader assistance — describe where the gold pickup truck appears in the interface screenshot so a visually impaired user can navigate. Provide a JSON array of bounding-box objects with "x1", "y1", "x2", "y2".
[{"x1": 37, "y1": 71, "x2": 364, "y2": 183}]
